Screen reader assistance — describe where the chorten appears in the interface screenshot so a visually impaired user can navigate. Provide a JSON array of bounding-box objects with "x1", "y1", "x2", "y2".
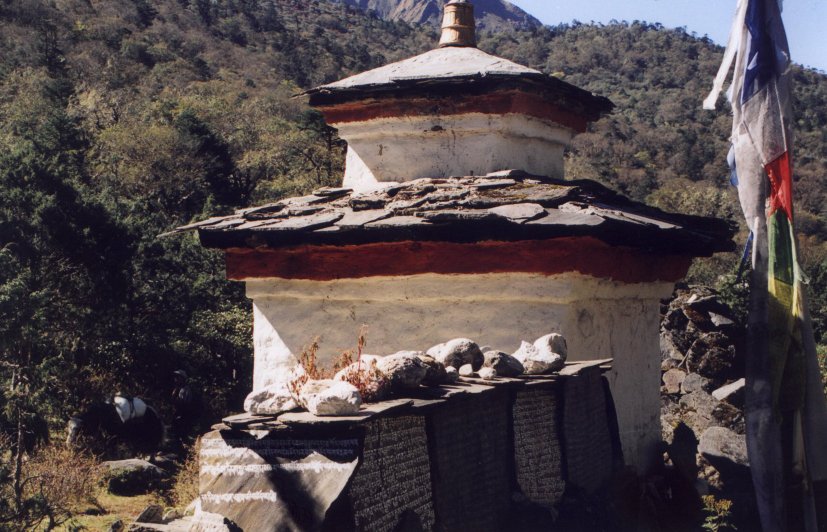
[{"x1": 174, "y1": 0, "x2": 735, "y2": 472}]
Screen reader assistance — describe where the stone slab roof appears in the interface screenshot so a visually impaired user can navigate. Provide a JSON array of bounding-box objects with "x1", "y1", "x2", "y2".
[
  {"x1": 304, "y1": 47, "x2": 613, "y2": 120},
  {"x1": 170, "y1": 172, "x2": 736, "y2": 256}
]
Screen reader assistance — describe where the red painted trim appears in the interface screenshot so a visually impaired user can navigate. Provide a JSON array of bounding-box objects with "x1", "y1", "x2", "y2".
[
  {"x1": 318, "y1": 90, "x2": 590, "y2": 133},
  {"x1": 225, "y1": 238, "x2": 692, "y2": 283}
]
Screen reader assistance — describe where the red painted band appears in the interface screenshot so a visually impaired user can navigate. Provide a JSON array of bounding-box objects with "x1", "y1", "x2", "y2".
[
  {"x1": 225, "y1": 237, "x2": 692, "y2": 283},
  {"x1": 317, "y1": 90, "x2": 590, "y2": 133}
]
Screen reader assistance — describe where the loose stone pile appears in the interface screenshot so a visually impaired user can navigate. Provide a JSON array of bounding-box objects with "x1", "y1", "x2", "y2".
[
  {"x1": 659, "y1": 285, "x2": 749, "y2": 498},
  {"x1": 244, "y1": 333, "x2": 569, "y2": 417}
]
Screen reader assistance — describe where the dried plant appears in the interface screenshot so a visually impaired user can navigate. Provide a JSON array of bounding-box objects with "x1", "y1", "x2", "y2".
[
  {"x1": 289, "y1": 326, "x2": 390, "y2": 403},
  {"x1": 171, "y1": 437, "x2": 202, "y2": 509},
  {"x1": 0, "y1": 437, "x2": 104, "y2": 531}
]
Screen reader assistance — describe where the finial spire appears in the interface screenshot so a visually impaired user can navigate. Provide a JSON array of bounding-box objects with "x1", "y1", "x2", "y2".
[{"x1": 438, "y1": 0, "x2": 476, "y2": 48}]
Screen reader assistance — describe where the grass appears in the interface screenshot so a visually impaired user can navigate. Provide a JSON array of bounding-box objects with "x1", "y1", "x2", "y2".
[{"x1": 64, "y1": 491, "x2": 162, "y2": 531}]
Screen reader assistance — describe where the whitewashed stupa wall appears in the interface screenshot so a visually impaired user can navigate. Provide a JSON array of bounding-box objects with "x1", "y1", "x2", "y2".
[
  {"x1": 333, "y1": 113, "x2": 572, "y2": 192},
  {"x1": 245, "y1": 272, "x2": 672, "y2": 472}
]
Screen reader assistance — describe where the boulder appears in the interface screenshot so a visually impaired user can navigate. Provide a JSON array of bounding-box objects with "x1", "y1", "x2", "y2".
[
  {"x1": 377, "y1": 352, "x2": 428, "y2": 390},
  {"x1": 298, "y1": 380, "x2": 362, "y2": 416},
  {"x1": 513, "y1": 333, "x2": 567, "y2": 375},
  {"x1": 135, "y1": 504, "x2": 164, "y2": 524},
  {"x1": 662, "y1": 369, "x2": 687, "y2": 394},
  {"x1": 681, "y1": 372, "x2": 711, "y2": 395},
  {"x1": 686, "y1": 333, "x2": 739, "y2": 382},
  {"x1": 426, "y1": 338, "x2": 484, "y2": 370},
  {"x1": 104, "y1": 459, "x2": 165, "y2": 496},
  {"x1": 483, "y1": 350, "x2": 524, "y2": 377},
  {"x1": 478, "y1": 367, "x2": 497, "y2": 380},
  {"x1": 660, "y1": 331, "x2": 686, "y2": 362},
  {"x1": 698, "y1": 427, "x2": 749, "y2": 476},
  {"x1": 243, "y1": 383, "x2": 298, "y2": 415},
  {"x1": 444, "y1": 366, "x2": 459, "y2": 383},
  {"x1": 712, "y1": 378, "x2": 746, "y2": 408},
  {"x1": 417, "y1": 354, "x2": 448, "y2": 386},
  {"x1": 334, "y1": 357, "x2": 391, "y2": 402}
]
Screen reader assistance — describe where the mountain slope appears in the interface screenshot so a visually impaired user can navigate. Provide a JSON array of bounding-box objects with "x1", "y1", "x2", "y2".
[{"x1": 332, "y1": 0, "x2": 540, "y2": 30}]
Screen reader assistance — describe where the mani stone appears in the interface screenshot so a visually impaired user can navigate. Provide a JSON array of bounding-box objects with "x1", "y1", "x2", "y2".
[
  {"x1": 378, "y1": 352, "x2": 428, "y2": 390},
  {"x1": 512, "y1": 333, "x2": 568, "y2": 375},
  {"x1": 135, "y1": 504, "x2": 164, "y2": 524},
  {"x1": 427, "y1": 338, "x2": 484, "y2": 370},
  {"x1": 459, "y1": 364, "x2": 475, "y2": 377},
  {"x1": 662, "y1": 369, "x2": 687, "y2": 395},
  {"x1": 478, "y1": 367, "x2": 497, "y2": 380},
  {"x1": 445, "y1": 366, "x2": 459, "y2": 383},
  {"x1": 298, "y1": 380, "x2": 362, "y2": 416},
  {"x1": 417, "y1": 354, "x2": 448, "y2": 386},
  {"x1": 483, "y1": 350, "x2": 525, "y2": 377},
  {"x1": 243, "y1": 383, "x2": 298, "y2": 415}
]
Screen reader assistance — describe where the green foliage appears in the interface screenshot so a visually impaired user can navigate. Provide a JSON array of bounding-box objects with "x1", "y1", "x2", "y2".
[{"x1": 817, "y1": 345, "x2": 827, "y2": 396}]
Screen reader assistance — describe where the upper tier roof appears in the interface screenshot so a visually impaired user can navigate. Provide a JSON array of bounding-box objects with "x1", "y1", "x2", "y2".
[
  {"x1": 169, "y1": 172, "x2": 736, "y2": 256},
  {"x1": 304, "y1": 47, "x2": 613, "y2": 120}
]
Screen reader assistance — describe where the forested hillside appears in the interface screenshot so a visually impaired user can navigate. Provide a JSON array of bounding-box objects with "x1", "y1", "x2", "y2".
[{"x1": 0, "y1": 0, "x2": 825, "y2": 438}]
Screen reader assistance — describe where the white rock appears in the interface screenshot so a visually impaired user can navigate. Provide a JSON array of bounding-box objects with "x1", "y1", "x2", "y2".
[
  {"x1": 712, "y1": 378, "x2": 746, "y2": 405},
  {"x1": 298, "y1": 380, "x2": 362, "y2": 416},
  {"x1": 478, "y1": 367, "x2": 497, "y2": 380},
  {"x1": 445, "y1": 366, "x2": 459, "y2": 383},
  {"x1": 512, "y1": 333, "x2": 567, "y2": 375},
  {"x1": 426, "y1": 338, "x2": 484, "y2": 369},
  {"x1": 459, "y1": 364, "x2": 475, "y2": 377},
  {"x1": 243, "y1": 383, "x2": 298, "y2": 415}
]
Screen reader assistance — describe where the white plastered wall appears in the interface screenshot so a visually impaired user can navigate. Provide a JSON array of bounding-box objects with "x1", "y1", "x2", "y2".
[
  {"x1": 333, "y1": 113, "x2": 573, "y2": 192},
  {"x1": 246, "y1": 272, "x2": 673, "y2": 472}
]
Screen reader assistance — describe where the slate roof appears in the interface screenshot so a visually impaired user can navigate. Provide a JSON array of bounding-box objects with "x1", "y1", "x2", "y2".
[
  {"x1": 170, "y1": 172, "x2": 736, "y2": 256},
  {"x1": 304, "y1": 47, "x2": 613, "y2": 121}
]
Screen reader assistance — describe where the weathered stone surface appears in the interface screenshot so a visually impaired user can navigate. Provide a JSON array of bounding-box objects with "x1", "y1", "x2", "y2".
[
  {"x1": 678, "y1": 391, "x2": 720, "y2": 435},
  {"x1": 681, "y1": 372, "x2": 711, "y2": 395},
  {"x1": 426, "y1": 338, "x2": 484, "y2": 370},
  {"x1": 417, "y1": 354, "x2": 448, "y2": 386},
  {"x1": 686, "y1": 333, "x2": 740, "y2": 382},
  {"x1": 135, "y1": 504, "x2": 164, "y2": 524},
  {"x1": 709, "y1": 312, "x2": 735, "y2": 329},
  {"x1": 483, "y1": 350, "x2": 524, "y2": 377},
  {"x1": 712, "y1": 378, "x2": 745, "y2": 407},
  {"x1": 660, "y1": 331, "x2": 685, "y2": 361},
  {"x1": 444, "y1": 366, "x2": 459, "y2": 383},
  {"x1": 188, "y1": 511, "x2": 240, "y2": 532},
  {"x1": 459, "y1": 364, "x2": 475, "y2": 377},
  {"x1": 104, "y1": 459, "x2": 165, "y2": 496},
  {"x1": 298, "y1": 380, "x2": 362, "y2": 416},
  {"x1": 162, "y1": 509, "x2": 183, "y2": 523},
  {"x1": 478, "y1": 367, "x2": 497, "y2": 380},
  {"x1": 662, "y1": 369, "x2": 687, "y2": 394},
  {"x1": 243, "y1": 383, "x2": 298, "y2": 415},
  {"x1": 378, "y1": 352, "x2": 428, "y2": 390},
  {"x1": 488, "y1": 202, "x2": 546, "y2": 222},
  {"x1": 699, "y1": 427, "x2": 749, "y2": 473},
  {"x1": 513, "y1": 334, "x2": 567, "y2": 375}
]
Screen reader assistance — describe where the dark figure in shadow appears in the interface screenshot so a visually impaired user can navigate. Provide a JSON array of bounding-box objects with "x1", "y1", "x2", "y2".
[
  {"x1": 66, "y1": 398, "x2": 164, "y2": 459},
  {"x1": 170, "y1": 370, "x2": 202, "y2": 450}
]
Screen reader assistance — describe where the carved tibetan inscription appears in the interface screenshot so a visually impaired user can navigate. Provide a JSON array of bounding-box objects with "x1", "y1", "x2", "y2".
[
  {"x1": 199, "y1": 430, "x2": 360, "y2": 531},
  {"x1": 512, "y1": 387, "x2": 566, "y2": 509},
  {"x1": 347, "y1": 416, "x2": 436, "y2": 532}
]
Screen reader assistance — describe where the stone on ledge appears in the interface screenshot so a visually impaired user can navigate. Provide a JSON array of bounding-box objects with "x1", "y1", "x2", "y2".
[
  {"x1": 478, "y1": 367, "x2": 497, "y2": 380},
  {"x1": 378, "y1": 352, "x2": 428, "y2": 390},
  {"x1": 298, "y1": 380, "x2": 362, "y2": 416},
  {"x1": 483, "y1": 350, "x2": 524, "y2": 377},
  {"x1": 512, "y1": 333, "x2": 567, "y2": 375},
  {"x1": 426, "y1": 338, "x2": 484, "y2": 370},
  {"x1": 334, "y1": 357, "x2": 390, "y2": 403},
  {"x1": 244, "y1": 383, "x2": 298, "y2": 415},
  {"x1": 445, "y1": 366, "x2": 459, "y2": 383},
  {"x1": 459, "y1": 364, "x2": 475, "y2": 377},
  {"x1": 417, "y1": 353, "x2": 448, "y2": 386}
]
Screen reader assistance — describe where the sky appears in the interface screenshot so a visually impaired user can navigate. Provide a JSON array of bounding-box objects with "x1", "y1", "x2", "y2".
[{"x1": 509, "y1": 0, "x2": 827, "y2": 72}]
